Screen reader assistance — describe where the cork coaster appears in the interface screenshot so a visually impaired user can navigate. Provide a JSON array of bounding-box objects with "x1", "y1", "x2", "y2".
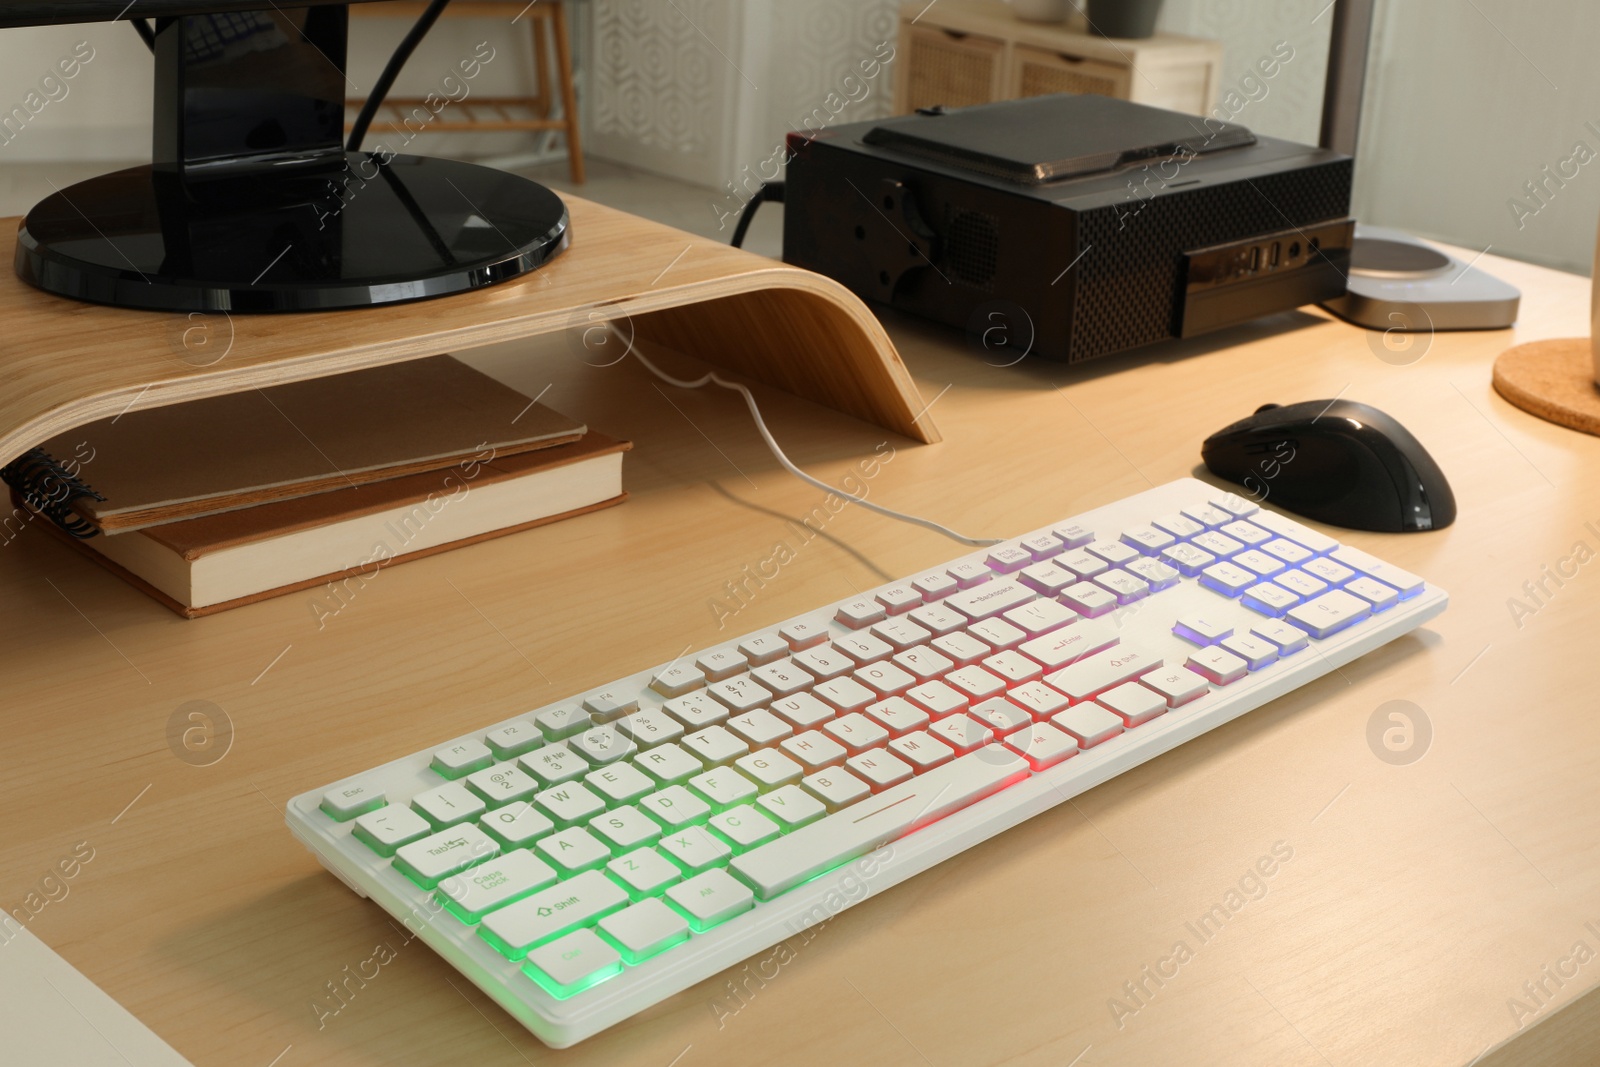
[{"x1": 1492, "y1": 337, "x2": 1600, "y2": 436}]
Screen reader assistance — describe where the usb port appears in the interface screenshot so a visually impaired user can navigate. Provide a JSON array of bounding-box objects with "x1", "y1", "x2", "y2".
[
  {"x1": 1249, "y1": 246, "x2": 1261, "y2": 272},
  {"x1": 1268, "y1": 242, "x2": 1281, "y2": 269}
]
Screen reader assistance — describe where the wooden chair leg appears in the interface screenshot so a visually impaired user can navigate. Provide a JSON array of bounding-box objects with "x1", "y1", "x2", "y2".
[
  {"x1": 531, "y1": 14, "x2": 552, "y2": 120},
  {"x1": 550, "y1": 1, "x2": 585, "y2": 184}
]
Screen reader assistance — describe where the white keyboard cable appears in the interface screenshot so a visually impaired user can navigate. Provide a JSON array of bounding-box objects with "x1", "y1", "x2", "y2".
[{"x1": 601, "y1": 321, "x2": 1003, "y2": 547}]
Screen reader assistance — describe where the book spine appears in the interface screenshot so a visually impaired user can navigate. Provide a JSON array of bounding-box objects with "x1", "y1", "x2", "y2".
[{"x1": 0, "y1": 448, "x2": 105, "y2": 539}]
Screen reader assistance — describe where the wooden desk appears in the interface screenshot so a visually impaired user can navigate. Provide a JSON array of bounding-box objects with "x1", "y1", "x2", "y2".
[{"x1": 2, "y1": 237, "x2": 1596, "y2": 1066}]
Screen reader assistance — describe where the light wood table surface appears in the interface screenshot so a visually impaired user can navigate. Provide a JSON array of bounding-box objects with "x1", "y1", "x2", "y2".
[{"x1": 2, "y1": 238, "x2": 1597, "y2": 1067}]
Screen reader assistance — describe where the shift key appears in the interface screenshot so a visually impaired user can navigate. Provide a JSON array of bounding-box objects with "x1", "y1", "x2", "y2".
[
  {"x1": 1044, "y1": 646, "x2": 1163, "y2": 701},
  {"x1": 478, "y1": 870, "x2": 627, "y2": 959}
]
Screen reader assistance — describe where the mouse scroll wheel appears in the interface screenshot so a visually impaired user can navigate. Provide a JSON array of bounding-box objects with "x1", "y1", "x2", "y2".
[{"x1": 1254, "y1": 403, "x2": 1282, "y2": 414}]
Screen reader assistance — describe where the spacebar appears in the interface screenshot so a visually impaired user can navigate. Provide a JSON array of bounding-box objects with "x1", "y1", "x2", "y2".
[{"x1": 728, "y1": 747, "x2": 1029, "y2": 900}]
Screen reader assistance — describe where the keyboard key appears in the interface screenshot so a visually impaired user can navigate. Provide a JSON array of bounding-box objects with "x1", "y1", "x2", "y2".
[
  {"x1": 969, "y1": 617, "x2": 1027, "y2": 650},
  {"x1": 1124, "y1": 557, "x2": 1180, "y2": 590},
  {"x1": 1160, "y1": 542, "x2": 1216, "y2": 577},
  {"x1": 395, "y1": 825, "x2": 499, "y2": 889},
  {"x1": 846, "y1": 749, "x2": 915, "y2": 789},
  {"x1": 1186, "y1": 647, "x2": 1249, "y2": 685},
  {"x1": 948, "y1": 560, "x2": 995, "y2": 589},
  {"x1": 1220, "y1": 521, "x2": 1271, "y2": 547},
  {"x1": 1094, "y1": 569, "x2": 1150, "y2": 604},
  {"x1": 706, "y1": 675, "x2": 772, "y2": 713},
  {"x1": 888, "y1": 730, "x2": 955, "y2": 769},
  {"x1": 321, "y1": 780, "x2": 384, "y2": 821},
  {"x1": 696, "y1": 647, "x2": 751, "y2": 679},
  {"x1": 1252, "y1": 510, "x2": 1339, "y2": 554},
  {"x1": 777, "y1": 620, "x2": 828, "y2": 652},
  {"x1": 1221, "y1": 634, "x2": 1278, "y2": 670},
  {"x1": 1061, "y1": 581, "x2": 1118, "y2": 617},
  {"x1": 814, "y1": 677, "x2": 877, "y2": 713},
  {"x1": 466, "y1": 763, "x2": 540, "y2": 806},
  {"x1": 523, "y1": 929, "x2": 623, "y2": 999},
  {"x1": 1019, "y1": 620, "x2": 1118, "y2": 669},
  {"x1": 1057, "y1": 550, "x2": 1109, "y2": 579},
  {"x1": 1241, "y1": 582, "x2": 1300, "y2": 618},
  {"x1": 1009, "y1": 680, "x2": 1072, "y2": 719},
  {"x1": 725, "y1": 709, "x2": 792, "y2": 748},
  {"x1": 905, "y1": 680, "x2": 968, "y2": 717},
  {"x1": 1019, "y1": 532, "x2": 1065, "y2": 558},
  {"x1": 769, "y1": 693, "x2": 835, "y2": 729},
  {"x1": 708, "y1": 805, "x2": 782, "y2": 849},
  {"x1": 1260, "y1": 538, "x2": 1314, "y2": 566},
  {"x1": 737, "y1": 633, "x2": 788, "y2": 665},
  {"x1": 1199, "y1": 562, "x2": 1256, "y2": 596},
  {"x1": 946, "y1": 579, "x2": 1036, "y2": 620},
  {"x1": 354, "y1": 806, "x2": 431, "y2": 856},
  {"x1": 757, "y1": 784, "x2": 827, "y2": 828},
  {"x1": 986, "y1": 544, "x2": 1033, "y2": 572},
  {"x1": 927, "y1": 713, "x2": 993, "y2": 754},
  {"x1": 1193, "y1": 531, "x2": 1244, "y2": 558},
  {"x1": 638, "y1": 786, "x2": 711, "y2": 829},
  {"x1": 659, "y1": 825, "x2": 733, "y2": 872},
  {"x1": 1152, "y1": 513, "x2": 1205, "y2": 539},
  {"x1": 432, "y1": 740, "x2": 494, "y2": 779},
  {"x1": 836, "y1": 597, "x2": 886, "y2": 629},
  {"x1": 688, "y1": 766, "x2": 758, "y2": 808},
  {"x1": 983, "y1": 649, "x2": 1044, "y2": 685},
  {"x1": 413, "y1": 782, "x2": 488, "y2": 827},
  {"x1": 480, "y1": 870, "x2": 626, "y2": 958},
  {"x1": 948, "y1": 665, "x2": 1008, "y2": 701},
  {"x1": 1051, "y1": 705, "x2": 1123, "y2": 747},
  {"x1": 875, "y1": 584, "x2": 923, "y2": 615},
  {"x1": 870, "y1": 617, "x2": 932, "y2": 651},
  {"x1": 607, "y1": 847, "x2": 682, "y2": 898},
  {"x1": 1210, "y1": 492, "x2": 1259, "y2": 518},
  {"x1": 589, "y1": 805, "x2": 663, "y2": 851},
  {"x1": 1086, "y1": 539, "x2": 1140, "y2": 566},
  {"x1": 823, "y1": 713, "x2": 890, "y2": 753},
  {"x1": 1233, "y1": 550, "x2": 1286, "y2": 578},
  {"x1": 749, "y1": 659, "x2": 815, "y2": 696},
  {"x1": 854, "y1": 661, "x2": 917, "y2": 696},
  {"x1": 969, "y1": 696, "x2": 1032, "y2": 736},
  {"x1": 1274, "y1": 570, "x2": 1328, "y2": 599},
  {"x1": 1045, "y1": 646, "x2": 1162, "y2": 701},
  {"x1": 439, "y1": 850, "x2": 558, "y2": 922},
  {"x1": 650, "y1": 665, "x2": 705, "y2": 698},
  {"x1": 781, "y1": 730, "x2": 848, "y2": 769},
  {"x1": 1329, "y1": 546, "x2": 1425, "y2": 598},
  {"x1": 892, "y1": 644, "x2": 955, "y2": 681},
  {"x1": 485, "y1": 720, "x2": 543, "y2": 760},
  {"x1": 1003, "y1": 722, "x2": 1079, "y2": 769},
  {"x1": 480, "y1": 801, "x2": 555, "y2": 848},
  {"x1": 1052, "y1": 523, "x2": 1093, "y2": 548},
  {"x1": 598, "y1": 898, "x2": 690, "y2": 964},
  {"x1": 1098, "y1": 682, "x2": 1167, "y2": 726},
  {"x1": 1121, "y1": 525, "x2": 1174, "y2": 554},
  {"x1": 908, "y1": 602, "x2": 966, "y2": 635},
  {"x1": 680, "y1": 725, "x2": 748, "y2": 766},
  {"x1": 1173, "y1": 613, "x2": 1232, "y2": 645},
  {"x1": 1302, "y1": 556, "x2": 1357, "y2": 587},
  {"x1": 570, "y1": 725, "x2": 637, "y2": 765},
  {"x1": 1251, "y1": 619, "x2": 1310, "y2": 655},
  {"x1": 518, "y1": 744, "x2": 589, "y2": 786},
  {"x1": 729, "y1": 748, "x2": 1028, "y2": 900},
  {"x1": 1181, "y1": 503, "x2": 1232, "y2": 528},
  {"x1": 802, "y1": 767, "x2": 872, "y2": 809},
  {"x1": 863, "y1": 696, "x2": 930, "y2": 735},
  {"x1": 1346, "y1": 576, "x2": 1400, "y2": 612},
  {"x1": 537, "y1": 825, "x2": 611, "y2": 876},
  {"x1": 734, "y1": 748, "x2": 804, "y2": 788},
  {"x1": 1019, "y1": 561, "x2": 1077, "y2": 595},
  {"x1": 1286, "y1": 590, "x2": 1372, "y2": 638},
  {"x1": 663, "y1": 692, "x2": 728, "y2": 730},
  {"x1": 1139, "y1": 666, "x2": 1210, "y2": 707},
  {"x1": 634, "y1": 743, "x2": 704, "y2": 784},
  {"x1": 535, "y1": 704, "x2": 592, "y2": 740},
  {"x1": 931, "y1": 631, "x2": 989, "y2": 665},
  {"x1": 1003, "y1": 597, "x2": 1079, "y2": 636},
  {"x1": 582, "y1": 690, "x2": 638, "y2": 723},
  {"x1": 834, "y1": 632, "x2": 894, "y2": 664},
  {"x1": 616, "y1": 708, "x2": 684, "y2": 747},
  {"x1": 666, "y1": 869, "x2": 754, "y2": 930},
  {"x1": 912, "y1": 571, "x2": 960, "y2": 599},
  {"x1": 535, "y1": 782, "x2": 608, "y2": 828}
]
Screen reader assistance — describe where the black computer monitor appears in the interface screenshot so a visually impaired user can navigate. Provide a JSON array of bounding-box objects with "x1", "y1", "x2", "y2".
[{"x1": 4, "y1": 1, "x2": 568, "y2": 312}]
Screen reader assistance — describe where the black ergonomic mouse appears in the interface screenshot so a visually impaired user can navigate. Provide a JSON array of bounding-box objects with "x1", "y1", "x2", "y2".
[{"x1": 1201, "y1": 400, "x2": 1455, "y2": 532}]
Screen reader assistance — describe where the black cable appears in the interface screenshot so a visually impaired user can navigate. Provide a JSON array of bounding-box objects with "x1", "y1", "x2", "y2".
[
  {"x1": 347, "y1": 0, "x2": 452, "y2": 152},
  {"x1": 131, "y1": 18, "x2": 155, "y2": 51},
  {"x1": 730, "y1": 181, "x2": 784, "y2": 249}
]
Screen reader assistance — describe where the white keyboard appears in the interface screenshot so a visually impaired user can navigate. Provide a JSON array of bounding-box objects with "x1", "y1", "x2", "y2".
[{"x1": 286, "y1": 478, "x2": 1446, "y2": 1047}]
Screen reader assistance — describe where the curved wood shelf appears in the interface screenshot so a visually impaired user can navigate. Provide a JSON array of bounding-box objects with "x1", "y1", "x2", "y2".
[{"x1": 0, "y1": 194, "x2": 938, "y2": 465}]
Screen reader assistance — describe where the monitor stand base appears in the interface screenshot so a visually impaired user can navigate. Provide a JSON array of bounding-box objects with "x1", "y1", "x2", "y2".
[{"x1": 14, "y1": 154, "x2": 568, "y2": 313}]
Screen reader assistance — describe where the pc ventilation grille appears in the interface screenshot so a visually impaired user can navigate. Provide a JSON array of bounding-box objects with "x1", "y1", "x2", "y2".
[{"x1": 945, "y1": 209, "x2": 999, "y2": 290}]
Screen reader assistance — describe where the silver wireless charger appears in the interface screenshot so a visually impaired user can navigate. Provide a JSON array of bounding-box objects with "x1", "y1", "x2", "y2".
[{"x1": 1318, "y1": 224, "x2": 1520, "y2": 333}]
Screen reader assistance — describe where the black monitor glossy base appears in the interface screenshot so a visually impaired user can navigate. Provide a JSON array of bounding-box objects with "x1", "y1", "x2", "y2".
[{"x1": 15, "y1": 154, "x2": 569, "y2": 312}]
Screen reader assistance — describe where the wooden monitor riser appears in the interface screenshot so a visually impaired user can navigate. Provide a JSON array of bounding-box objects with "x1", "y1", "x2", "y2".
[{"x1": 0, "y1": 194, "x2": 938, "y2": 466}]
